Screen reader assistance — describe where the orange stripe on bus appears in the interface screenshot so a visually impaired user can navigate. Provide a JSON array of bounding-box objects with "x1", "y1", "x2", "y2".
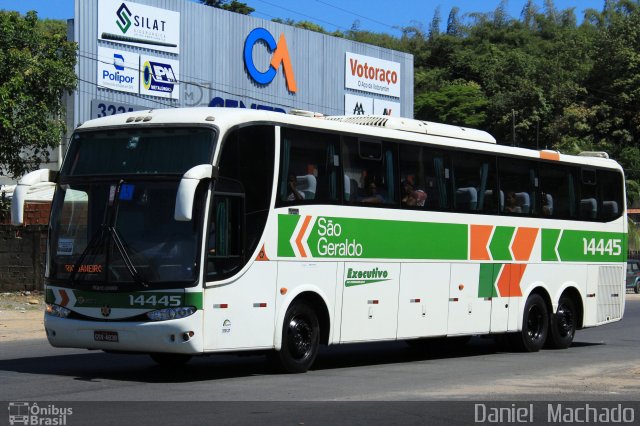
[
  {"x1": 497, "y1": 264, "x2": 526, "y2": 297},
  {"x1": 539, "y1": 151, "x2": 560, "y2": 161},
  {"x1": 296, "y1": 216, "x2": 312, "y2": 258},
  {"x1": 511, "y1": 227, "x2": 539, "y2": 261},
  {"x1": 470, "y1": 225, "x2": 493, "y2": 260}
]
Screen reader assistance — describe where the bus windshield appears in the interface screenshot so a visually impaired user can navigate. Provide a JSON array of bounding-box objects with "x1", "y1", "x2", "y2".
[{"x1": 48, "y1": 127, "x2": 215, "y2": 288}]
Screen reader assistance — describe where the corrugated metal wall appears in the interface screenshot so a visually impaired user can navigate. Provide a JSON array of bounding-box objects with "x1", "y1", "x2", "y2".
[{"x1": 73, "y1": 0, "x2": 413, "y2": 126}]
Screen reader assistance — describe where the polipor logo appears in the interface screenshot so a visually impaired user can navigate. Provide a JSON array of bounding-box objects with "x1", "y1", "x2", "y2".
[
  {"x1": 244, "y1": 28, "x2": 297, "y2": 93},
  {"x1": 116, "y1": 3, "x2": 132, "y2": 33}
]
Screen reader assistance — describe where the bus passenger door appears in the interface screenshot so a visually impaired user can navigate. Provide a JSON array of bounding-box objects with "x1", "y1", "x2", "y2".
[
  {"x1": 397, "y1": 263, "x2": 450, "y2": 339},
  {"x1": 203, "y1": 192, "x2": 277, "y2": 351},
  {"x1": 447, "y1": 264, "x2": 491, "y2": 335},
  {"x1": 340, "y1": 262, "x2": 400, "y2": 342}
]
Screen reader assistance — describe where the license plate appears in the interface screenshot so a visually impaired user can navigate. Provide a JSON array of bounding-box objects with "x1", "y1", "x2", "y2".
[{"x1": 94, "y1": 330, "x2": 119, "y2": 342}]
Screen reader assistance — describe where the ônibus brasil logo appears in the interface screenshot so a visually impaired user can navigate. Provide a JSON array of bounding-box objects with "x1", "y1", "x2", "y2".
[{"x1": 116, "y1": 3, "x2": 132, "y2": 33}]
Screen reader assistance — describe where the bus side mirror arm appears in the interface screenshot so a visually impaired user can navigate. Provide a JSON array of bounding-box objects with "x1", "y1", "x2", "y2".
[
  {"x1": 174, "y1": 164, "x2": 217, "y2": 221},
  {"x1": 11, "y1": 169, "x2": 56, "y2": 226}
]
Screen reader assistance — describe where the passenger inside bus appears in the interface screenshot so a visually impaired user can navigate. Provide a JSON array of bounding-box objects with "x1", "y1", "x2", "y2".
[
  {"x1": 401, "y1": 180, "x2": 427, "y2": 207},
  {"x1": 287, "y1": 174, "x2": 305, "y2": 201},
  {"x1": 359, "y1": 181, "x2": 385, "y2": 204},
  {"x1": 296, "y1": 164, "x2": 317, "y2": 199}
]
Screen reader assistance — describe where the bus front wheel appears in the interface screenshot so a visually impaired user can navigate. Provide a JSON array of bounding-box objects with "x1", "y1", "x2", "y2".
[
  {"x1": 510, "y1": 293, "x2": 549, "y2": 352},
  {"x1": 547, "y1": 296, "x2": 576, "y2": 349},
  {"x1": 272, "y1": 302, "x2": 319, "y2": 374}
]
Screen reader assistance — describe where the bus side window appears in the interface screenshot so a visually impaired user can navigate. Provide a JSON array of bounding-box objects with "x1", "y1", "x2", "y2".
[
  {"x1": 342, "y1": 138, "x2": 398, "y2": 206},
  {"x1": 598, "y1": 169, "x2": 623, "y2": 221},
  {"x1": 277, "y1": 129, "x2": 340, "y2": 206},
  {"x1": 497, "y1": 158, "x2": 537, "y2": 215},
  {"x1": 452, "y1": 154, "x2": 497, "y2": 213},
  {"x1": 539, "y1": 164, "x2": 578, "y2": 219},
  {"x1": 399, "y1": 144, "x2": 428, "y2": 208}
]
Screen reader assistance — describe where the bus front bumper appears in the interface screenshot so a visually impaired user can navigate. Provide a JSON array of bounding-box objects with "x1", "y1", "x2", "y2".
[{"x1": 44, "y1": 310, "x2": 204, "y2": 354}]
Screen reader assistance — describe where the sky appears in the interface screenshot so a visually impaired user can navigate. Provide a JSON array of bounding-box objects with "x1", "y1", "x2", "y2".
[{"x1": 0, "y1": 0, "x2": 608, "y2": 36}]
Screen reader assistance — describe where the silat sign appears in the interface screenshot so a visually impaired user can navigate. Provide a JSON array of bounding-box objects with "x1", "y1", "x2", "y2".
[{"x1": 98, "y1": 0, "x2": 180, "y2": 54}]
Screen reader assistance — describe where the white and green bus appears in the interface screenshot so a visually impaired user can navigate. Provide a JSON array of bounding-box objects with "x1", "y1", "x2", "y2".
[{"x1": 12, "y1": 108, "x2": 626, "y2": 373}]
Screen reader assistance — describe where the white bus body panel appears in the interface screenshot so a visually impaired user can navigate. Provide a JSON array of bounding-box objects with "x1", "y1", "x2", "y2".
[
  {"x1": 340, "y1": 262, "x2": 400, "y2": 342},
  {"x1": 447, "y1": 264, "x2": 491, "y2": 335},
  {"x1": 397, "y1": 263, "x2": 450, "y2": 339},
  {"x1": 203, "y1": 262, "x2": 277, "y2": 351}
]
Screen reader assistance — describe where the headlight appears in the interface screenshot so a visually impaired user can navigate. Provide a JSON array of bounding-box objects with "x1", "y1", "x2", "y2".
[
  {"x1": 146, "y1": 306, "x2": 196, "y2": 321},
  {"x1": 46, "y1": 304, "x2": 71, "y2": 318}
]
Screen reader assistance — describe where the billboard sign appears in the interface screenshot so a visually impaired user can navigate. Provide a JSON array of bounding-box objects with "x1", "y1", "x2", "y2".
[
  {"x1": 97, "y1": 47, "x2": 139, "y2": 94},
  {"x1": 345, "y1": 52, "x2": 401, "y2": 98},
  {"x1": 140, "y1": 55, "x2": 180, "y2": 99},
  {"x1": 374, "y1": 99, "x2": 401, "y2": 117},
  {"x1": 98, "y1": 0, "x2": 180, "y2": 54},
  {"x1": 344, "y1": 94, "x2": 373, "y2": 116}
]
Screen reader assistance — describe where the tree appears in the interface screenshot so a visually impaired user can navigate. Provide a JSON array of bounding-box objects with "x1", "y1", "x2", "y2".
[
  {"x1": 0, "y1": 11, "x2": 76, "y2": 179},
  {"x1": 200, "y1": 0, "x2": 254, "y2": 15},
  {"x1": 446, "y1": 7, "x2": 463, "y2": 36},
  {"x1": 428, "y1": 6, "x2": 441, "y2": 40},
  {"x1": 415, "y1": 80, "x2": 488, "y2": 127}
]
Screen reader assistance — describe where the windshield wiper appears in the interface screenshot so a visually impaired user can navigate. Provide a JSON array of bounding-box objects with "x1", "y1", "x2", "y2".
[
  {"x1": 109, "y1": 227, "x2": 148, "y2": 287},
  {"x1": 67, "y1": 225, "x2": 148, "y2": 287}
]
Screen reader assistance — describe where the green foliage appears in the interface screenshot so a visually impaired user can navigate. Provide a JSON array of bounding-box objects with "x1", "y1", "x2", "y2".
[
  {"x1": 0, "y1": 190, "x2": 9, "y2": 223},
  {"x1": 200, "y1": 0, "x2": 254, "y2": 15},
  {"x1": 415, "y1": 80, "x2": 488, "y2": 127},
  {"x1": 0, "y1": 11, "x2": 77, "y2": 179}
]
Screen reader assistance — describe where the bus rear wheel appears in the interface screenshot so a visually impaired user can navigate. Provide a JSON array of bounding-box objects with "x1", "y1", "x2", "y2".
[
  {"x1": 149, "y1": 353, "x2": 192, "y2": 367},
  {"x1": 547, "y1": 296, "x2": 576, "y2": 349},
  {"x1": 272, "y1": 302, "x2": 319, "y2": 374},
  {"x1": 510, "y1": 293, "x2": 549, "y2": 352}
]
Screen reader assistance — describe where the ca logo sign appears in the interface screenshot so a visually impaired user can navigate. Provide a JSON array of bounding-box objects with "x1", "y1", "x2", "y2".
[{"x1": 244, "y1": 28, "x2": 297, "y2": 93}]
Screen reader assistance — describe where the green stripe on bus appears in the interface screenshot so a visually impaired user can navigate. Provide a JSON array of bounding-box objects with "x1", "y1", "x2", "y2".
[
  {"x1": 278, "y1": 214, "x2": 300, "y2": 257},
  {"x1": 489, "y1": 227, "x2": 515, "y2": 261},
  {"x1": 556, "y1": 230, "x2": 626, "y2": 262},
  {"x1": 478, "y1": 263, "x2": 500, "y2": 298},
  {"x1": 542, "y1": 229, "x2": 626, "y2": 262},
  {"x1": 47, "y1": 289, "x2": 203, "y2": 310},
  {"x1": 541, "y1": 228, "x2": 561, "y2": 261},
  {"x1": 304, "y1": 216, "x2": 468, "y2": 260}
]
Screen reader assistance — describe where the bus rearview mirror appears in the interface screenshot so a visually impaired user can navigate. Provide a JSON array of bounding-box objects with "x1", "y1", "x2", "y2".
[
  {"x1": 11, "y1": 169, "x2": 56, "y2": 226},
  {"x1": 174, "y1": 164, "x2": 216, "y2": 221}
]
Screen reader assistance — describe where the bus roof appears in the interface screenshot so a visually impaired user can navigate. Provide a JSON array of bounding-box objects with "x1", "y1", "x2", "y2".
[{"x1": 76, "y1": 107, "x2": 623, "y2": 172}]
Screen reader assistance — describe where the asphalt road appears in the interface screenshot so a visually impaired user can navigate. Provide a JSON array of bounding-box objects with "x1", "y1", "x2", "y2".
[{"x1": 1, "y1": 297, "x2": 639, "y2": 425}]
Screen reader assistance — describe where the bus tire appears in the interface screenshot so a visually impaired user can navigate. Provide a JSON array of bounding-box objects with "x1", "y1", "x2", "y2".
[
  {"x1": 547, "y1": 296, "x2": 577, "y2": 349},
  {"x1": 511, "y1": 293, "x2": 549, "y2": 352},
  {"x1": 273, "y1": 302, "x2": 319, "y2": 374},
  {"x1": 149, "y1": 353, "x2": 192, "y2": 367}
]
